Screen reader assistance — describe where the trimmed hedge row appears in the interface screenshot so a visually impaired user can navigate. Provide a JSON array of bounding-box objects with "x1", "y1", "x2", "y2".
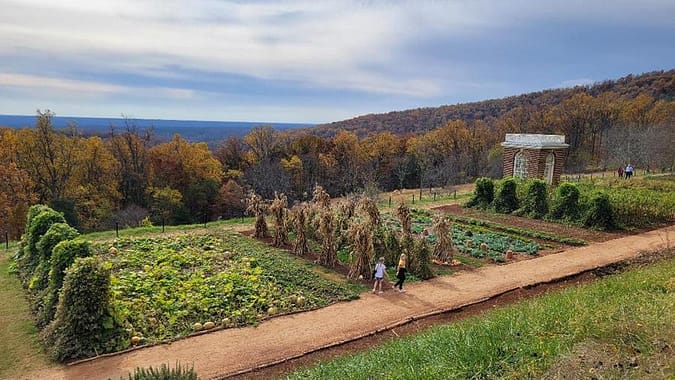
[
  {"x1": 13, "y1": 204, "x2": 127, "y2": 361},
  {"x1": 467, "y1": 178, "x2": 616, "y2": 230}
]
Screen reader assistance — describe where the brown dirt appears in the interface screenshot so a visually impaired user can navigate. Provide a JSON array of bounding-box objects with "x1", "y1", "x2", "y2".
[
  {"x1": 14, "y1": 225, "x2": 674, "y2": 380},
  {"x1": 433, "y1": 204, "x2": 622, "y2": 243}
]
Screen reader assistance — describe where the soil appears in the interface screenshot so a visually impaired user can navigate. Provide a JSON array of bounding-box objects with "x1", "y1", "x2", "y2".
[
  {"x1": 432, "y1": 204, "x2": 623, "y2": 243},
  {"x1": 14, "y1": 225, "x2": 674, "y2": 380}
]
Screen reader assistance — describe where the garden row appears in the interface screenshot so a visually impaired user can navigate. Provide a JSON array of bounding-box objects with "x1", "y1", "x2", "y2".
[
  {"x1": 11, "y1": 204, "x2": 359, "y2": 361},
  {"x1": 467, "y1": 176, "x2": 675, "y2": 230},
  {"x1": 250, "y1": 187, "x2": 541, "y2": 281}
]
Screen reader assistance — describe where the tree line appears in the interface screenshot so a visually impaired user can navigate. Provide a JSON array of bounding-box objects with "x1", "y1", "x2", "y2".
[{"x1": 1, "y1": 74, "x2": 672, "y2": 238}]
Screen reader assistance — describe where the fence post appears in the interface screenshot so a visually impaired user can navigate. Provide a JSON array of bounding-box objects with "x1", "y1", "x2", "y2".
[
  {"x1": 388, "y1": 196, "x2": 391, "y2": 207},
  {"x1": 115, "y1": 222, "x2": 119, "y2": 238},
  {"x1": 4, "y1": 231, "x2": 8, "y2": 250},
  {"x1": 162, "y1": 217, "x2": 165, "y2": 233},
  {"x1": 419, "y1": 188, "x2": 422, "y2": 200},
  {"x1": 433, "y1": 192, "x2": 436, "y2": 201},
  {"x1": 454, "y1": 190, "x2": 457, "y2": 199},
  {"x1": 412, "y1": 194, "x2": 415, "y2": 204}
]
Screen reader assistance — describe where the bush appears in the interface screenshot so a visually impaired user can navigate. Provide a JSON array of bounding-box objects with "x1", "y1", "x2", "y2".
[
  {"x1": 549, "y1": 183, "x2": 580, "y2": 221},
  {"x1": 519, "y1": 180, "x2": 549, "y2": 219},
  {"x1": 42, "y1": 256, "x2": 127, "y2": 361},
  {"x1": 493, "y1": 178, "x2": 519, "y2": 214},
  {"x1": 582, "y1": 192, "x2": 616, "y2": 230},
  {"x1": 18, "y1": 207, "x2": 66, "y2": 282},
  {"x1": 467, "y1": 177, "x2": 494, "y2": 209},
  {"x1": 119, "y1": 363, "x2": 198, "y2": 380},
  {"x1": 37, "y1": 223, "x2": 79, "y2": 261},
  {"x1": 39, "y1": 240, "x2": 93, "y2": 327}
]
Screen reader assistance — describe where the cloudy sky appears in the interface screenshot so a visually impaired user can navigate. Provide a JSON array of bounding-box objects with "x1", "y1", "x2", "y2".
[{"x1": 1, "y1": 0, "x2": 673, "y2": 123}]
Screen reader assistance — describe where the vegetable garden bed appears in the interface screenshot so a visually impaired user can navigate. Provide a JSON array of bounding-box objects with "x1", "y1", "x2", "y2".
[{"x1": 97, "y1": 232, "x2": 360, "y2": 346}]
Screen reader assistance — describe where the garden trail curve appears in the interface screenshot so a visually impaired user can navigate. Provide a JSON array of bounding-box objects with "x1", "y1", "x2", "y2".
[{"x1": 18, "y1": 225, "x2": 674, "y2": 380}]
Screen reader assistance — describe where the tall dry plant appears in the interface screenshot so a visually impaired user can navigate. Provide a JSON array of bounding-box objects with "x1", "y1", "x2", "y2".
[
  {"x1": 290, "y1": 203, "x2": 310, "y2": 257},
  {"x1": 317, "y1": 209, "x2": 338, "y2": 267},
  {"x1": 357, "y1": 196, "x2": 381, "y2": 227},
  {"x1": 347, "y1": 218, "x2": 374, "y2": 279},
  {"x1": 246, "y1": 191, "x2": 268, "y2": 238},
  {"x1": 432, "y1": 216, "x2": 455, "y2": 262},
  {"x1": 269, "y1": 192, "x2": 289, "y2": 247},
  {"x1": 312, "y1": 185, "x2": 331, "y2": 209},
  {"x1": 334, "y1": 197, "x2": 357, "y2": 250},
  {"x1": 396, "y1": 201, "x2": 412, "y2": 235}
]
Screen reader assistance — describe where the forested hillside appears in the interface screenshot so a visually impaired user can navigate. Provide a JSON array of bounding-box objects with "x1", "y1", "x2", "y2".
[
  {"x1": 1, "y1": 71, "x2": 672, "y2": 239},
  {"x1": 311, "y1": 70, "x2": 674, "y2": 137}
]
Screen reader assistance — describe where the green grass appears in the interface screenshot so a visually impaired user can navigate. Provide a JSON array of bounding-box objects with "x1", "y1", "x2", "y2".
[
  {"x1": 0, "y1": 251, "x2": 53, "y2": 379},
  {"x1": 83, "y1": 217, "x2": 255, "y2": 242},
  {"x1": 285, "y1": 254, "x2": 675, "y2": 379}
]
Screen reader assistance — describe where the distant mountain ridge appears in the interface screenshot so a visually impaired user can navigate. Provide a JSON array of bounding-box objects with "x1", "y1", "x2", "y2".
[
  {"x1": 0, "y1": 114, "x2": 313, "y2": 144},
  {"x1": 310, "y1": 69, "x2": 674, "y2": 137}
]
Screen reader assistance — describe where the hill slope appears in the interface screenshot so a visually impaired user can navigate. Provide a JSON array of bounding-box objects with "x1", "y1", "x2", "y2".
[{"x1": 311, "y1": 70, "x2": 674, "y2": 137}]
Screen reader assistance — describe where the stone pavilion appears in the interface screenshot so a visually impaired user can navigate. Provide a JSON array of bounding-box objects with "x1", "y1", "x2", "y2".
[{"x1": 501, "y1": 134, "x2": 569, "y2": 185}]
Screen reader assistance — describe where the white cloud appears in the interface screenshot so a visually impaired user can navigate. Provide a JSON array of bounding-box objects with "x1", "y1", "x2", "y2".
[
  {"x1": 0, "y1": 73, "x2": 197, "y2": 99},
  {"x1": 0, "y1": 0, "x2": 673, "y2": 120}
]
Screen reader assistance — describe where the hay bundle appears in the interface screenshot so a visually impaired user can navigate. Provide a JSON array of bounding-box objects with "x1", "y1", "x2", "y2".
[
  {"x1": 269, "y1": 192, "x2": 288, "y2": 247},
  {"x1": 246, "y1": 191, "x2": 268, "y2": 238}
]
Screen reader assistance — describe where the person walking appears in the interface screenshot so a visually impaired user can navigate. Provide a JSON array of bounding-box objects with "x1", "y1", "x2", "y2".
[
  {"x1": 625, "y1": 164, "x2": 634, "y2": 179},
  {"x1": 617, "y1": 166, "x2": 624, "y2": 179},
  {"x1": 372, "y1": 257, "x2": 388, "y2": 294},
  {"x1": 393, "y1": 253, "x2": 407, "y2": 292}
]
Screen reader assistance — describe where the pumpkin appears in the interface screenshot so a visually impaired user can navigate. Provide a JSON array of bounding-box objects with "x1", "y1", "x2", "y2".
[
  {"x1": 221, "y1": 318, "x2": 231, "y2": 326},
  {"x1": 203, "y1": 321, "x2": 215, "y2": 330},
  {"x1": 296, "y1": 296, "x2": 306, "y2": 307},
  {"x1": 479, "y1": 242, "x2": 488, "y2": 252},
  {"x1": 193, "y1": 322, "x2": 203, "y2": 331},
  {"x1": 109, "y1": 246, "x2": 118, "y2": 255},
  {"x1": 268, "y1": 306, "x2": 279, "y2": 315},
  {"x1": 505, "y1": 249, "x2": 514, "y2": 260},
  {"x1": 131, "y1": 336, "x2": 142, "y2": 345}
]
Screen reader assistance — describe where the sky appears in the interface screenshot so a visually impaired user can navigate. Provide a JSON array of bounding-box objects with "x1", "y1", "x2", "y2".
[{"x1": 1, "y1": 0, "x2": 674, "y2": 124}]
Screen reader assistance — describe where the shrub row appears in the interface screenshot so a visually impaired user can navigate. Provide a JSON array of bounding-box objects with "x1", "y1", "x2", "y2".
[
  {"x1": 467, "y1": 178, "x2": 616, "y2": 230},
  {"x1": 13, "y1": 204, "x2": 126, "y2": 361}
]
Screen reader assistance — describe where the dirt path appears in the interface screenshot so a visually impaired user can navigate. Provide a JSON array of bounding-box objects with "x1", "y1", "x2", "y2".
[{"x1": 17, "y1": 225, "x2": 674, "y2": 380}]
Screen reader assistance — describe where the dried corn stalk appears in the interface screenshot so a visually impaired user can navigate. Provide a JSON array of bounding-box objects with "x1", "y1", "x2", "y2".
[
  {"x1": 246, "y1": 191, "x2": 268, "y2": 238},
  {"x1": 290, "y1": 203, "x2": 310, "y2": 257},
  {"x1": 347, "y1": 218, "x2": 374, "y2": 279},
  {"x1": 269, "y1": 192, "x2": 289, "y2": 247},
  {"x1": 317, "y1": 209, "x2": 338, "y2": 267},
  {"x1": 396, "y1": 201, "x2": 412, "y2": 235},
  {"x1": 432, "y1": 216, "x2": 455, "y2": 262}
]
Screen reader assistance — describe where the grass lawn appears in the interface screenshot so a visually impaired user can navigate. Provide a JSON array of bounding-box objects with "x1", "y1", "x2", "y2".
[
  {"x1": 285, "y1": 252, "x2": 675, "y2": 379},
  {"x1": 0, "y1": 250, "x2": 53, "y2": 379}
]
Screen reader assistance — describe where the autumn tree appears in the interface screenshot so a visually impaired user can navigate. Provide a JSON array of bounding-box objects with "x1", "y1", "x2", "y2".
[
  {"x1": 0, "y1": 128, "x2": 37, "y2": 238},
  {"x1": 15, "y1": 110, "x2": 78, "y2": 203},
  {"x1": 107, "y1": 120, "x2": 152, "y2": 207}
]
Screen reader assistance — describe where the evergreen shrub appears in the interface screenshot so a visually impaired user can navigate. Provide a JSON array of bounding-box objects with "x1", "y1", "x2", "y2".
[
  {"x1": 493, "y1": 178, "x2": 519, "y2": 214},
  {"x1": 549, "y1": 183, "x2": 580, "y2": 221},
  {"x1": 42, "y1": 257, "x2": 127, "y2": 361},
  {"x1": 582, "y1": 192, "x2": 616, "y2": 230},
  {"x1": 466, "y1": 177, "x2": 494, "y2": 209},
  {"x1": 520, "y1": 179, "x2": 549, "y2": 219},
  {"x1": 39, "y1": 240, "x2": 93, "y2": 327}
]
